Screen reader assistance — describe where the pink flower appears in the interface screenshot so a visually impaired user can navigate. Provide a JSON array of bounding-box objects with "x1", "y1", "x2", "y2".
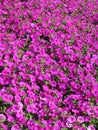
[
  {"x1": 26, "y1": 105, "x2": 38, "y2": 113},
  {"x1": 77, "y1": 116, "x2": 84, "y2": 123},
  {"x1": 0, "y1": 124, "x2": 8, "y2": 130},
  {"x1": 18, "y1": 102, "x2": 23, "y2": 110},
  {"x1": 67, "y1": 115, "x2": 76, "y2": 124},
  {"x1": 0, "y1": 114, "x2": 6, "y2": 121},
  {"x1": 2, "y1": 94, "x2": 13, "y2": 103},
  {"x1": 87, "y1": 108, "x2": 94, "y2": 115},
  {"x1": 88, "y1": 125, "x2": 96, "y2": 130},
  {"x1": 16, "y1": 110, "x2": 24, "y2": 118},
  {"x1": 80, "y1": 127, "x2": 86, "y2": 130},
  {"x1": 12, "y1": 105, "x2": 19, "y2": 112},
  {"x1": 66, "y1": 121, "x2": 73, "y2": 128},
  {"x1": 15, "y1": 95, "x2": 21, "y2": 102},
  {"x1": 54, "y1": 122, "x2": 60, "y2": 130},
  {"x1": 94, "y1": 106, "x2": 98, "y2": 114},
  {"x1": 11, "y1": 124, "x2": 20, "y2": 130},
  {"x1": 7, "y1": 115, "x2": 15, "y2": 122},
  {"x1": 92, "y1": 88, "x2": 98, "y2": 97}
]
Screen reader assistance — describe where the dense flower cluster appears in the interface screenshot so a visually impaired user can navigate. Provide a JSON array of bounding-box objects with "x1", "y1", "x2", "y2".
[{"x1": 0, "y1": 0, "x2": 98, "y2": 130}]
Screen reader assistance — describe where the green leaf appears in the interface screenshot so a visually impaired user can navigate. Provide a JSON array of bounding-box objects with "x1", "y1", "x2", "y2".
[
  {"x1": 62, "y1": 128, "x2": 68, "y2": 130},
  {"x1": 44, "y1": 80, "x2": 49, "y2": 85},
  {"x1": 69, "y1": 38, "x2": 75, "y2": 45},
  {"x1": 64, "y1": 67, "x2": 70, "y2": 76},
  {"x1": 25, "y1": 112, "x2": 38, "y2": 121},
  {"x1": 82, "y1": 45, "x2": 88, "y2": 56},
  {"x1": 21, "y1": 124, "x2": 28, "y2": 130},
  {"x1": 91, "y1": 118, "x2": 98, "y2": 129}
]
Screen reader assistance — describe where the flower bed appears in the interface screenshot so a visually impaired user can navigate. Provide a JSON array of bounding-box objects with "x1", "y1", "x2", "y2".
[{"x1": 0, "y1": 0, "x2": 98, "y2": 129}]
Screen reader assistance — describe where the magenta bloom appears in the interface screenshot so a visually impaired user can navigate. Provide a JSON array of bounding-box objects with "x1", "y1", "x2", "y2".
[
  {"x1": 0, "y1": 114, "x2": 6, "y2": 121},
  {"x1": 77, "y1": 116, "x2": 84, "y2": 123},
  {"x1": 88, "y1": 125, "x2": 96, "y2": 130},
  {"x1": 2, "y1": 94, "x2": 13, "y2": 103},
  {"x1": 66, "y1": 121, "x2": 73, "y2": 128},
  {"x1": 11, "y1": 124, "x2": 20, "y2": 130},
  {"x1": 67, "y1": 115, "x2": 76, "y2": 124},
  {"x1": 94, "y1": 106, "x2": 98, "y2": 115}
]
